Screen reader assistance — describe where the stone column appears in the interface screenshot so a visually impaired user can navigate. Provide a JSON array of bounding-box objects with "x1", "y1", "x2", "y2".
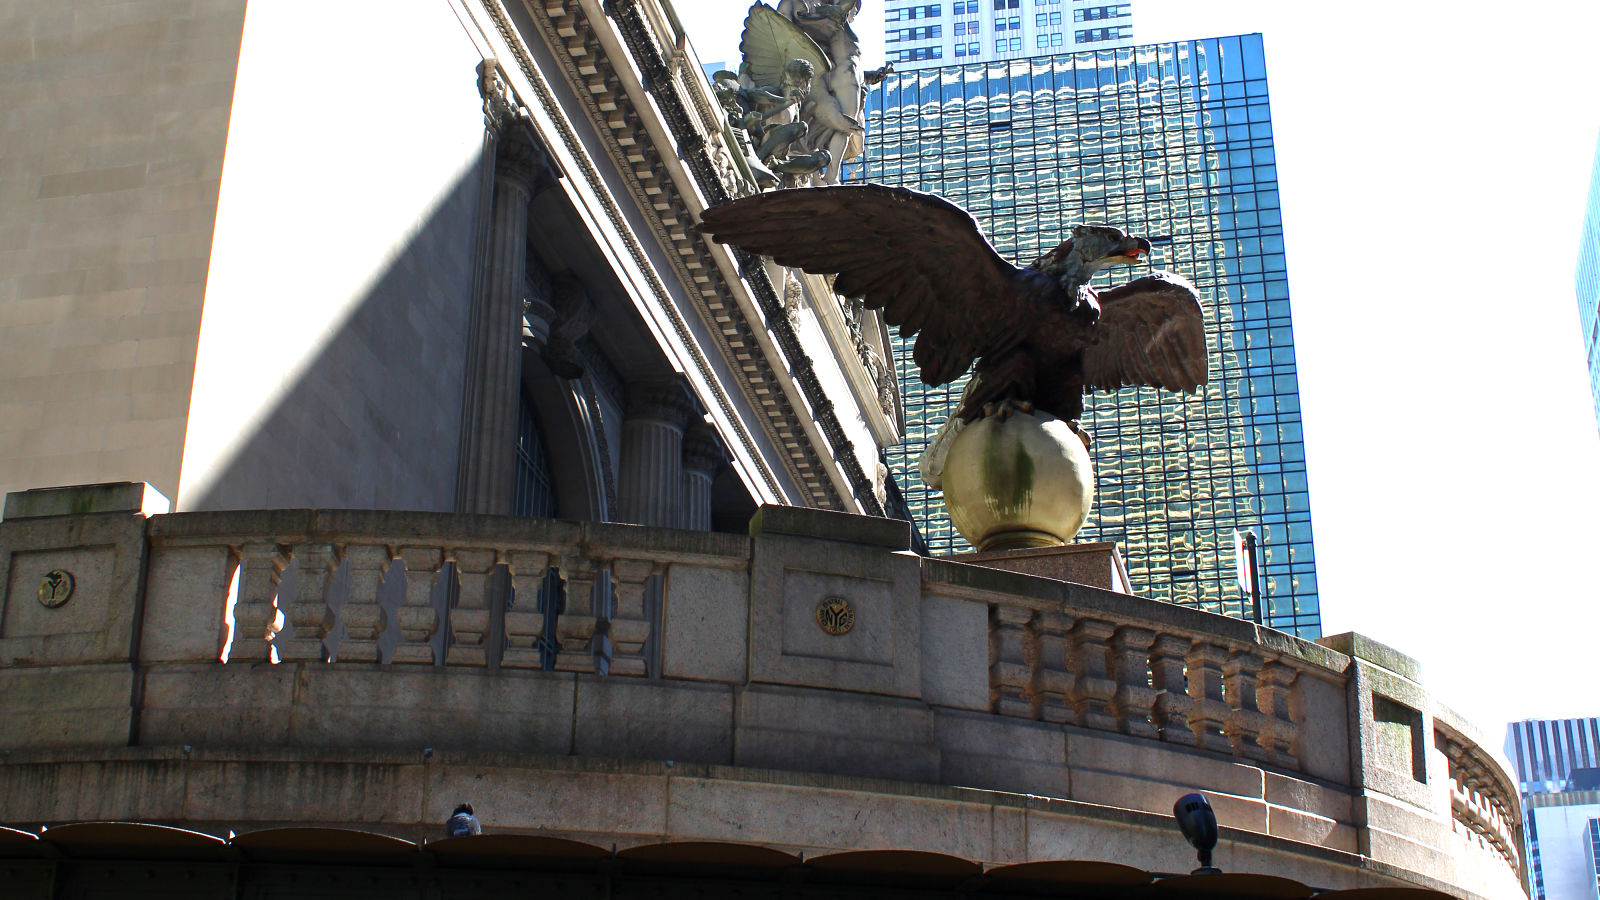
[
  {"x1": 616, "y1": 380, "x2": 697, "y2": 527},
  {"x1": 680, "y1": 424, "x2": 724, "y2": 531},
  {"x1": 458, "y1": 61, "x2": 558, "y2": 515}
]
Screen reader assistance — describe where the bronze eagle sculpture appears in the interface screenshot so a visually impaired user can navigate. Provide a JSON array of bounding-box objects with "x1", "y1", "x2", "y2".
[{"x1": 697, "y1": 184, "x2": 1208, "y2": 426}]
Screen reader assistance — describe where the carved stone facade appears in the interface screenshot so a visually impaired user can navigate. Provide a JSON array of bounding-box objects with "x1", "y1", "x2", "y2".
[{"x1": 0, "y1": 0, "x2": 901, "y2": 528}]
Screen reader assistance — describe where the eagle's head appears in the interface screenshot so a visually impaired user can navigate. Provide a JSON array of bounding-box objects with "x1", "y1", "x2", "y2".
[{"x1": 1033, "y1": 225, "x2": 1152, "y2": 280}]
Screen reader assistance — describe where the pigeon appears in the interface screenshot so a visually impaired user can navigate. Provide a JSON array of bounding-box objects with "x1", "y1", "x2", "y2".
[{"x1": 445, "y1": 802, "x2": 481, "y2": 837}]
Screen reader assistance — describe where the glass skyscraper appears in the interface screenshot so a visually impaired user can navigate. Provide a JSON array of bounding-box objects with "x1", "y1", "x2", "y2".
[
  {"x1": 885, "y1": 0, "x2": 1137, "y2": 70},
  {"x1": 1576, "y1": 136, "x2": 1600, "y2": 435},
  {"x1": 859, "y1": 34, "x2": 1320, "y2": 636}
]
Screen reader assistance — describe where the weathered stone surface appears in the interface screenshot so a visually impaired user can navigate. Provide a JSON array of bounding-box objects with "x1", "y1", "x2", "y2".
[
  {"x1": 734, "y1": 684, "x2": 937, "y2": 782},
  {"x1": 950, "y1": 541, "x2": 1131, "y2": 592},
  {"x1": 749, "y1": 531, "x2": 921, "y2": 698},
  {"x1": 748, "y1": 504, "x2": 910, "y2": 549},
  {"x1": 573, "y1": 677, "x2": 734, "y2": 764},
  {"x1": 1319, "y1": 632, "x2": 1422, "y2": 682},
  {"x1": 933, "y1": 710, "x2": 1069, "y2": 798},
  {"x1": 919, "y1": 592, "x2": 988, "y2": 711},
  {"x1": 2, "y1": 482, "x2": 170, "y2": 520},
  {"x1": 660, "y1": 562, "x2": 749, "y2": 682}
]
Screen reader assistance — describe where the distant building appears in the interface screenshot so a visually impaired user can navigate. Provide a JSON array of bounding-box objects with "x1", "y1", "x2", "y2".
[
  {"x1": 883, "y1": 0, "x2": 1135, "y2": 71},
  {"x1": 860, "y1": 35, "x2": 1321, "y2": 635},
  {"x1": 1577, "y1": 136, "x2": 1600, "y2": 435},
  {"x1": 1506, "y1": 718, "x2": 1600, "y2": 898}
]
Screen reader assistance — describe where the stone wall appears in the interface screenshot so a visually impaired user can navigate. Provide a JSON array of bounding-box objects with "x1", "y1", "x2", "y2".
[
  {"x1": 175, "y1": 0, "x2": 487, "y2": 511},
  {"x1": 0, "y1": 484, "x2": 1529, "y2": 900},
  {"x1": 0, "y1": 0, "x2": 248, "y2": 502}
]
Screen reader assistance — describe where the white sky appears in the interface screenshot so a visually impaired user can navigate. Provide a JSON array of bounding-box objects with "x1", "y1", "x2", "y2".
[{"x1": 674, "y1": 1, "x2": 1600, "y2": 743}]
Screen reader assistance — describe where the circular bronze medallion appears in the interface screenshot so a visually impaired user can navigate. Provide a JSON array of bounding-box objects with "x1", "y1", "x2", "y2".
[
  {"x1": 38, "y1": 569, "x2": 74, "y2": 608},
  {"x1": 815, "y1": 596, "x2": 854, "y2": 636}
]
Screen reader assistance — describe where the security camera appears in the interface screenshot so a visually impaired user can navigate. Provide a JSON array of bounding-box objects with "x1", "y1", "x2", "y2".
[{"x1": 1173, "y1": 792, "x2": 1221, "y2": 874}]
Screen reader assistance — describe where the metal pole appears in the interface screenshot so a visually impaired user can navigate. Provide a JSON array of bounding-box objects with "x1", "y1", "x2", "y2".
[{"x1": 1244, "y1": 530, "x2": 1263, "y2": 625}]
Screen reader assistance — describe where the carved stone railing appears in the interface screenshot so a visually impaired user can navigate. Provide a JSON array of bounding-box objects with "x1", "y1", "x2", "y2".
[
  {"x1": 0, "y1": 486, "x2": 1526, "y2": 898},
  {"x1": 147, "y1": 510, "x2": 747, "y2": 676},
  {"x1": 1436, "y1": 708, "x2": 1522, "y2": 870}
]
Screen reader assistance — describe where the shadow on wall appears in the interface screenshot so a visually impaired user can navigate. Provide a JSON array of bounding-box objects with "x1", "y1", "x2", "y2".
[{"x1": 182, "y1": 161, "x2": 484, "y2": 513}]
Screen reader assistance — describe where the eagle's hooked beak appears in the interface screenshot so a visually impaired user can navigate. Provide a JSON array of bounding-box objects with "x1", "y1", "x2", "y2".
[{"x1": 1121, "y1": 237, "x2": 1153, "y2": 262}]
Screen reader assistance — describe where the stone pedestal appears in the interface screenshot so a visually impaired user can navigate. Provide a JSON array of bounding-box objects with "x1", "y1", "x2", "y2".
[{"x1": 948, "y1": 542, "x2": 1131, "y2": 593}]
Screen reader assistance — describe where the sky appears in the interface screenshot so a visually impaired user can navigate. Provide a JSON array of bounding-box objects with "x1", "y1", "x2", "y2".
[{"x1": 674, "y1": 1, "x2": 1600, "y2": 744}]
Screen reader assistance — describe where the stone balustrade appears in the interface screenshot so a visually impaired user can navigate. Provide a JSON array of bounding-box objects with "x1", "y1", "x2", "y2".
[{"x1": 0, "y1": 484, "x2": 1526, "y2": 900}]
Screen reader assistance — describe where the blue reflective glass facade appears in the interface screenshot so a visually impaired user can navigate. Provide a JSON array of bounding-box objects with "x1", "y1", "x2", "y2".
[
  {"x1": 858, "y1": 34, "x2": 1319, "y2": 635},
  {"x1": 1576, "y1": 136, "x2": 1600, "y2": 435}
]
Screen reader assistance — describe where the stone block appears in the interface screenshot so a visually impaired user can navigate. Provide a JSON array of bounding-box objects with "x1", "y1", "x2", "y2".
[
  {"x1": 919, "y1": 592, "x2": 988, "y2": 711},
  {"x1": 948, "y1": 542, "x2": 1131, "y2": 593},
  {"x1": 1318, "y1": 632, "x2": 1422, "y2": 682},
  {"x1": 749, "y1": 532, "x2": 922, "y2": 698},
  {"x1": 138, "y1": 544, "x2": 234, "y2": 664},
  {"x1": 2, "y1": 481, "x2": 170, "y2": 520},
  {"x1": 663, "y1": 775, "x2": 993, "y2": 859},
  {"x1": 734, "y1": 684, "x2": 937, "y2": 782},
  {"x1": 1066, "y1": 729, "x2": 1266, "y2": 800},
  {"x1": 748, "y1": 505, "x2": 910, "y2": 549},
  {"x1": 136, "y1": 662, "x2": 298, "y2": 747},
  {"x1": 1070, "y1": 768, "x2": 1268, "y2": 832},
  {"x1": 0, "y1": 503, "x2": 150, "y2": 667},
  {"x1": 1023, "y1": 806, "x2": 1174, "y2": 871},
  {"x1": 573, "y1": 677, "x2": 734, "y2": 765},
  {"x1": 0, "y1": 664, "x2": 133, "y2": 750},
  {"x1": 659, "y1": 562, "x2": 747, "y2": 683},
  {"x1": 1263, "y1": 771, "x2": 1353, "y2": 824},
  {"x1": 1292, "y1": 671, "x2": 1352, "y2": 784},
  {"x1": 1267, "y1": 803, "x2": 1357, "y2": 852},
  {"x1": 182, "y1": 749, "x2": 428, "y2": 826},
  {"x1": 934, "y1": 709, "x2": 1069, "y2": 799},
  {"x1": 287, "y1": 667, "x2": 575, "y2": 755}
]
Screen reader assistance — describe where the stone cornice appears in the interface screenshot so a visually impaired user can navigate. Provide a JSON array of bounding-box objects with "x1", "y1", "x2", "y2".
[
  {"x1": 512, "y1": 0, "x2": 886, "y2": 515},
  {"x1": 469, "y1": 0, "x2": 797, "y2": 507}
]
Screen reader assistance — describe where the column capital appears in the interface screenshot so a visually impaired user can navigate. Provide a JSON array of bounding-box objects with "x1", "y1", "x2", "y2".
[
  {"x1": 480, "y1": 59, "x2": 559, "y2": 194},
  {"x1": 625, "y1": 379, "x2": 698, "y2": 430},
  {"x1": 682, "y1": 423, "x2": 726, "y2": 476}
]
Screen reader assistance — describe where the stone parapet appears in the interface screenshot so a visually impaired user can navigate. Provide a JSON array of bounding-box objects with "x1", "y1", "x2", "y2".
[{"x1": 0, "y1": 488, "x2": 1526, "y2": 900}]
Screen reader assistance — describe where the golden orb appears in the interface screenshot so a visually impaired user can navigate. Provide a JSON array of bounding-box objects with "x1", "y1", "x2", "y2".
[{"x1": 940, "y1": 411, "x2": 1094, "y2": 552}]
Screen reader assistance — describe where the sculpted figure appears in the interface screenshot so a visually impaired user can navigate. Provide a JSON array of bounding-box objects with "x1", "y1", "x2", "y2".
[
  {"x1": 714, "y1": 59, "x2": 828, "y2": 186},
  {"x1": 700, "y1": 184, "x2": 1208, "y2": 428},
  {"x1": 701, "y1": 185, "x2": 1210, "y2": 549},
  {"x1": 739, "y1": 1, "x2": 877, "y2": 185}
]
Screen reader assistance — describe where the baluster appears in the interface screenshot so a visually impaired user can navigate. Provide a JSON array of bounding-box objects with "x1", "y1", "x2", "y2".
[
  {"x1": 1035, "y1": 610, "x2": 1073, "y2": 723},
  {"x1": 391, "y1": 546, "x2": 444, "y2": 665},
  {"x1": 1109, "y1": 626, "x2": 1157, "y2": 738},
  {"x1": 338, "y1": 544, "x2": 393, "y2": 663},
  {"x1": 1185, "y1": 641, "x2": 1232, "y2": 752},
  {"x1": 989, "y1": 605, "x2": 1039, "y2": 718},
  {"x1": 1256, "y1": 660, "x2": 1299, "y2": 766},
  {"x1": 606, "y1": 556, "x2": 661, "y2": 677},
  {"x1": 277, "y1": 543, "x2": 339, "y2": 663},
  {"x1": 554, "y1": 551, "x2": 601, "y2": 673},
  {"x1": 1223, "y1": 649, "x2": 1270, "y2": 760},
  {"x1": 1150, "y1": 634, "x2": 1195, "y2": 746},
  {"x1": 502, "y1": 550, "x2": 552, "y2": 669},
  {"x1": 1068, "y1": 618, "x2": 1117, "y2": 731},
  {"x1": 229, "y1": 542, "x2": 288, "y2": 662},
  {"x1": 447, "y1": 548, "x2": 499, "y2": 666}
]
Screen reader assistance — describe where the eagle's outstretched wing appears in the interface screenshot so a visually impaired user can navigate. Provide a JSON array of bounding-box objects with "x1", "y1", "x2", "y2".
[
  {"x1": 698, "y1": 184, "x2": 1027, "y2": 386},
  {"x1": 1082, "y1": 272, "x2": 1208, "y2": 394},
  {"x1": 740, "y1": 3, "x2": 830, "y2": 97}
]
